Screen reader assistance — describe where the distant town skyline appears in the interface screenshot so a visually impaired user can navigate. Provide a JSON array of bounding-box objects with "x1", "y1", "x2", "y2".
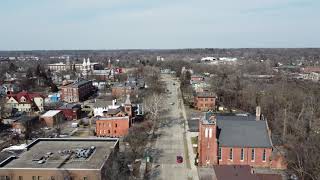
[{"x1": 0, "y1": 0, "x2": 319, "y2": 50}]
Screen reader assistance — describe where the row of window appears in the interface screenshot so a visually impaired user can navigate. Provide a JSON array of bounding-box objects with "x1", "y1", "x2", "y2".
[
  {"x1": 97, "y1": 123, "x2": 118, "y2": 127},
  {"x1": 198, "y1": 103, "x2": 213, "y2": 107},
  {"x1": 198, "y1": 98, "x2": 214, "y2": 102},
  {"x1": 218, "y1": 148, "x2": 267, "y2": 162},
  {"x1": 99, "y1": 129, "x2": 117, "y2": 134}
]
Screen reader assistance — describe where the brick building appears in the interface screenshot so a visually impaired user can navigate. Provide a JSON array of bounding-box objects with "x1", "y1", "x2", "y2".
[
  {"x1": 96, "y1": 116, "x2": 130, "y2": 137},
  {"x1": 111, "y1": 77, "x2": 145, "y2": 98},
  {"x1": 194, "y1": 92, "x2": 216, "y2": 111},
  {"x1": 57, "y1": 103, "x2": 82, "y2": 120},
  {"x1": 201, "y1": 165, "x2": 282, "y2": 180},
  {"x1": 40, "y1": 110, "x2": 65, "y2": 127},
  {"x1": 95, "y1": 95, "x2": 132, "y2": 137},
  {"x1": 0, "y1": 138, "x2": 119, "y2": 180},
  {"x1": 198, "y1": 111, "x2": 285, "y2": 169},
  {"x1": 10, "y1": 115, "x2": 39, "y2": 134},
  {"x1": 61, "y1": 80, "x2": 94, "y2": 103}
]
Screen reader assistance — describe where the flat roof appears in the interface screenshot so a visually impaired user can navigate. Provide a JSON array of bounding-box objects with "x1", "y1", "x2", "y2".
[
  {"x1": 2, "y1": 138, "x2": 118, "y2": 170},
  {"x1": 41, "y1": 110, "x2": 61, "y2": 117}
]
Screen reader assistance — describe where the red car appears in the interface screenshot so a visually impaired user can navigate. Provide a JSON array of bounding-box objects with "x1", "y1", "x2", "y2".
[{"x1": 176, "y1": 156, "x2": 183, "y2": 163}]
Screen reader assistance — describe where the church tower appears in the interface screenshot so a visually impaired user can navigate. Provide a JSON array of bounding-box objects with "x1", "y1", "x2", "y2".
[
  {"x1": 82, "y1": 58, "x2": 88, "y2": 78},
  {"x1": 198, "y1": 112, "x2": 218, "y2": 166},
  {"x1": 108, "y1": 59, "x2": 112, "y2": 69},
  {"x1": 124, "y1": 94, "x2": 132, "y2": 118}
]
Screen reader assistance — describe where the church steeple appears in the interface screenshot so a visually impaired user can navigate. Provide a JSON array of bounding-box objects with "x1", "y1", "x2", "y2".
[{"x1": 124, "y1": 94, "x2": 132, "y2": 117}]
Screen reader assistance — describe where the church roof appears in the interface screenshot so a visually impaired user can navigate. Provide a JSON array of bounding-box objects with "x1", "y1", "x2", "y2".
[
  {"x1": 203, "y1": 112, "x2": 272, "y2": 148},
  {"x1": 217, "y1": 119, "x2": 272, "y2": 148}
]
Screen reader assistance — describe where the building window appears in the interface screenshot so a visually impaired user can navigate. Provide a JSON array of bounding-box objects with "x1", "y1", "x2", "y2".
[
  {"x1": 262, "y1": 149, "x2": 266, "y2": 162},
  {"x1": 229, "y1": 148, "x2": 233, "y2": 160},
  {"x1": 83, "y1": 177, "x2": 88, "y2": 180},
  {"x1": 108, "y1": 130, "x2": 110, "y2": 133},
  {"x1": 32, "y1": 176, "x2": 36, "y2": 180},
  {"x1": 114, "y1": 130, "x2": 117, "y2": 134},
  {"x1": 0, "y1": 176, "x2": 10, "y2": 180},
  {"x1": 50, "y1": 177, "x2": 55, "y2": 180},
  {"x1": 251, "y1": 149, "x2": 255, "y2": 161},
  {"x1": 240, "y1": 148, "x2": 244, "y2": 161},
  {"x1": 115, "y1": 123, "x2": 117, "y2": 127},
  {"x1": 218, "y1": 147, "x2": 222, "y2": 160},
  {"x1": 19, "y1": 176, "x2": 23, "y2": 180}
]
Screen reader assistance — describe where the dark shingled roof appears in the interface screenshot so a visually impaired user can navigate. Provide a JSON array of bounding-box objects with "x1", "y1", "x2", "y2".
[
  {"x1": 217, "y1": 119, "x2": 272, "y2": 148},
  {"x1": 106, "y1": 108, "x2": 121, "y2": 115},
  {"x1": 213, "y1": 165, "x2": 259, "y2": 180}
]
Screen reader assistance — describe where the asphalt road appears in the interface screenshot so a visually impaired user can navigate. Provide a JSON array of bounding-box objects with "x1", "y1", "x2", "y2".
[{"x1": 148, "y1": 74, "x2": 195, "y2": 180}]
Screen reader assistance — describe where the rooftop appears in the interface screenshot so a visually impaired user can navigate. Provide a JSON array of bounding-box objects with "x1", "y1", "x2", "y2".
[
  {"x1": 63, "y1": 80, "x2": 92, "y2": 88},
  {"x1": 41, "y1": 110, "x2": 61, "y2": 117},
  {"x1": 195, "y1": 91, "x2": 216, "y2": 98},
  {"x1": 203, "y1": 112, "x2": 272, "y2": 148},
  {"x1": 58, "y1": 103, "x2": 81, "y2": 110},
  {"x1": 213, "y1": 165, "x2": 259, "y2": 180},
  {"x1": 96, "y1": 116, "x2": 129, "y2": 121},
  {"x1": 1, "y1": 138, "x2": 118, "y2": 169},
  {"x1": 217, "y1": 119, "x2": 272, "y2": 148},
  {"x1": 13, "y1": 115, "x2": 38, "y2": 123}
]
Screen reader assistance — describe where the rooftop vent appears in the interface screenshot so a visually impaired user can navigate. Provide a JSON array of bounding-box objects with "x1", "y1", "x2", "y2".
[{"x1": 75, "y1": 146, "x2": 95, "y2": 159}]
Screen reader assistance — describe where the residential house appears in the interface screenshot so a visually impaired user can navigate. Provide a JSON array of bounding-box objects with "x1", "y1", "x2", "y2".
[
  {"x1": 45, "y1": 93, "x2": 61, "y2": 103},
  {"x1": 5, "y1": 115, "x2": 39, "y2": 134},
  {"x1": 6, "y1": 91, "x2": 44, "y2": 112},
  {"x1": 0, "y1": 83, "x2": 20, "y2": 96},
  {"x1": 194, "y1": 92, "x2": 216, "y2": 111}
]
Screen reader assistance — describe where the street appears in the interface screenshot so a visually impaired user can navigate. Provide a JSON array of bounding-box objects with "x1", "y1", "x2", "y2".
[{"x1": 148, "y1": 74, "x2": 198, "y2": 180}]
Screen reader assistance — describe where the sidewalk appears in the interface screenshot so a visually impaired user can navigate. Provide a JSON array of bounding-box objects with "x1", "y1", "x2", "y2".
[{"x1": 179, "y1": 87, "x2": 199, "y2": 180}]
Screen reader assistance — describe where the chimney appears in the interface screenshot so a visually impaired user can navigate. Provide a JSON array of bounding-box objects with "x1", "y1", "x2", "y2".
[{"x1": 256, "y1": 106, "x2": 261, "y2": 121}]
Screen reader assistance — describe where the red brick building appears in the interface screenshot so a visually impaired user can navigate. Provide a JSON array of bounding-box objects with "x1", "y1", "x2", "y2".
[
  {"x1": 40, "y1": 110, "x2": 65, "y2": 127},
  {"x1": 95, "y1": 95, "x2": 132, "y2": 137},
  {"x1": 57, "y1": 103, "x2": 81, "y2": 120},
  {"x1": 111, "y1": 78, "x2": 145, "y2": 98},
  {"x1": 96, "y1": 116, "x2": 130, "y2": 137},
  {"x1": 61, "y1": 80, "x2": 94, "y2": 103},
  {"x1": 198, "y1": 112, "x2": 286, "y2": 169},
  {"x1": 194, "y1": 92, "x2": 216, "y2": 111}
]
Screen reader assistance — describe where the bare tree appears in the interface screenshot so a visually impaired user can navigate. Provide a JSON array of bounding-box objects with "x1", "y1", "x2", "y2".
[{"x1": 143, "y1": 93, "x2": 165, "y2": 137}]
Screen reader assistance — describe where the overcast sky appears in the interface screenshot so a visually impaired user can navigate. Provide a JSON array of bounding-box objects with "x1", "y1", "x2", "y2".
[{"x1": 0, "y1": 0, "x2": 319, "y2": 50}]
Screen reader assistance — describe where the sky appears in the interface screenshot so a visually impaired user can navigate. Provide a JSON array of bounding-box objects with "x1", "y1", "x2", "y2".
[{"x1": 0, "y1": 0, "x2": 319, "y2": 50}]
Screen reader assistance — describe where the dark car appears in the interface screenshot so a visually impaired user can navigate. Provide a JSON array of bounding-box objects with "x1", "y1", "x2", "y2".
[{"x1": 176, "y1": 156, "x2": 183, "y2": 163}]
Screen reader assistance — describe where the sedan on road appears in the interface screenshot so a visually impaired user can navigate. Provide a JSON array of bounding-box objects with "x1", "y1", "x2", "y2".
[{"x1": 176, "y1": 156, "x2": 183, "y2": 163}]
